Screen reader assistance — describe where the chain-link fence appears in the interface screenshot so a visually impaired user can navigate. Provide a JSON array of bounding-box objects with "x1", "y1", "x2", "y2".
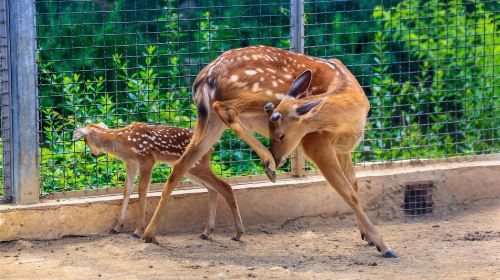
[{"x1": 1, "y1": 0, "x2": 498, "y2": 203}]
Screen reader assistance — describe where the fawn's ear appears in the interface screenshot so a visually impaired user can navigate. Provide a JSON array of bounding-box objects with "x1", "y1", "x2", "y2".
[
  {"x1": 72, "y1": 128, "x2": 89, "y2": 140},
  {"x1": 97, "y1": 122, "x2": 108, "y2": 129}
]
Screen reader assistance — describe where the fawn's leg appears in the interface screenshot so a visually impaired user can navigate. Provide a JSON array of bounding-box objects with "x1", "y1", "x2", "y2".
[
  {"x1": 188, "y1": 165, "x2": 244, "y2": 241},
  {"x1": 213, "y1": 101, "x2": 277, "y2": 182},
  {"x1": 301, "y1": 133, "x2": 397, "y2": 258},
  {"x1": 131, "y1": 161, "x2": 154, "y2": 238},
  {"x1": 143, "y1": 116, "x2": 226, "y2": 244},
  {"x1": 112, "y1": 163, "x2": 138, "y2": 233},
  {"x1": 185, "y1": 173, "x2": 219, "y2": 239}
]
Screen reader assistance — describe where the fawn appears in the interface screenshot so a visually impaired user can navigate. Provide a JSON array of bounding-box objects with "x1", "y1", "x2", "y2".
[
  {"x1": 142, "y1": 46, "x2": 397, "y2": 258},
  {"x1": 73, "y1": 122, "x2": 244, "y2": 240}
]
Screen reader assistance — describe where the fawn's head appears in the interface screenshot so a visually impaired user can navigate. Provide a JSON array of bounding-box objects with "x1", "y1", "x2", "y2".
[
  {"x1": 264, "y1": 70, "x2": 327, "y2": 167},
  {"x1": 72, "y1": 122, "x2": 109, "y2": 157}
]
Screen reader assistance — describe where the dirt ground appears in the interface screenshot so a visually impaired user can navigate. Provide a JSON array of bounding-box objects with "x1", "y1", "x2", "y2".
[{"x1": 1, "y1": 198, "x2": 499, "y2": 280}]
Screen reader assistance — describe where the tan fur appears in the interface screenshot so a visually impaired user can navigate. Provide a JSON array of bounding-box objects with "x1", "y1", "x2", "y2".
[
  {"x1": 144, "y1": 46, "x2": 395, "y2": 257},
  {"x1": 73, "y1": 122, "x2": 244, "y2": 240},
  {"x1": 263, "y1": 58, "x2": 395, "y2": 257}
]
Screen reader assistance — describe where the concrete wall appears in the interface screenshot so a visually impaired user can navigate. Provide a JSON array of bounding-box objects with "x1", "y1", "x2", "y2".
[{"x1": 1, "y1": 157, "x2": 499, "y2": 242}]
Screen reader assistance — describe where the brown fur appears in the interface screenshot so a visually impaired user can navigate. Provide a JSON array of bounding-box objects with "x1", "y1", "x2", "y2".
[
  {"x1": 143, "y1": 46, "x2": 396, "y2": 257},
  {"x1": 73, "y1": 122, "x2": 244, "y2": 240}
]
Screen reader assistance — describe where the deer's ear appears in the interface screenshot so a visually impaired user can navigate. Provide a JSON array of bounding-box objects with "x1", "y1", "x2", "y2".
[
  {"x1": 296, "y1": 97, "x2": 327, "y2": 119},
  {"x1": 72, "y1": 128, "x2": 89, "y2": 141},
  {"x1": 287, "y1": 69, "x2": 312, "y2": 99}
]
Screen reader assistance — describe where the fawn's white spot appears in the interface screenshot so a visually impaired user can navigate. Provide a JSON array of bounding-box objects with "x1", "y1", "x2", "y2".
[
  {"x1": 230, "y1": 75, "x2": 239, "y2": 82},
  {"x1": 272, "y1": 81, "x2": 278, "y2": 88},
  {"x1": 245, "y1": 70, "x2": 257, "y2": 76},
  {"x1": 256, "y1": 68, "x2": 264, "y2": 73},
  {"x1": 266, "y1": 68, "x2": 276, "y2": 73},
  {"x1": 278, "y1": 79, "x2": 285, "y2": 84},
  {"x1": 284, "y1": 74, "x2": 292, "y2": 80},
  {"x1": 260, "y1": 77, "x2": 265, "y2": 82}
]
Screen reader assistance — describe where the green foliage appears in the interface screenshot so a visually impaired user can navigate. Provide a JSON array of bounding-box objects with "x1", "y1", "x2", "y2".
[
  {"x1": 360, "y1": 0, "x2": 498, "y2": 161},
  {"x1": 33, "y1": 0, "x2": 498, "y2": 194}
]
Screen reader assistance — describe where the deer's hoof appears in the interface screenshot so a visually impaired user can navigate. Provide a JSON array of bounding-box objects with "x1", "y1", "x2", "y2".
[
  {"x1": 376, "y1": 245, "x2": 381, "y2": 252},
  {"x1": 199, "y1": 233, "x2": 209, "y2": 240},
  {"x1": 367, "y1": 240, "x2": 375, "y2": 246},
  {"x1": 130, "y1": 232, "x2": 141, "y2": 239},
  {"x1": 231, "y1": 237, "x2": 241, "y2": 242},
  {"x1": 143, "y1": 235, "x2": 158, "y2": 244},
  {"x1": 382, "y1": 249, "x2": 398, "y2": 258},
  {"x1": 110, "y1": 229, "x2": 120, "y2": 234},
  {"x1": 264, "y1": 161, "x2": 277, "y2": 183}
]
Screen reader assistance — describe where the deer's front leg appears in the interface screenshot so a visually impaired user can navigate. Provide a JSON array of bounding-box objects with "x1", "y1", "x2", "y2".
[
  {"x1": 213, "y1": 101, "x2": 277, "y2": 182},
  {"x1": 112, "y1": 163, "x2": 138, "y2": 234}
]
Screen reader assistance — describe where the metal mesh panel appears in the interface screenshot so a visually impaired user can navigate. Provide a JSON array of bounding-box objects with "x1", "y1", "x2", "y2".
[
  {"x1": 304, "y1": 0, "x2": 498, "y2": 169},
  {"x1": 35, "y1": 0, "x2": 291, "y2": 194},
  {"x1": 0, "y1": 0, "x2": 10, "y2": 203},
  {"x1": 33, "y1": 0, "x2": 498, "y2": 196}
]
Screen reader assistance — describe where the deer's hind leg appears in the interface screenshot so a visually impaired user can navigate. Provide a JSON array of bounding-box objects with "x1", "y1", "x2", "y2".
[
  {"x1": 187, "y1": 158, "x2": 244, "y2": 241},
  {"x1": 143, "y1": 115, "x2": 226, "y2": 244},
  {"x1": 131, "y1": 160, "x2": 154, "y2": 238},
  {"x1": 301, "y1": 132, "x2": 397, "y2": 258}
]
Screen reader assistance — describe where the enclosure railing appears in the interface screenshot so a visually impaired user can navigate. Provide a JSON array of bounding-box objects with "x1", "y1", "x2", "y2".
[{"x1": 1, "y1": 0, "x2": 498, "y2": 204}]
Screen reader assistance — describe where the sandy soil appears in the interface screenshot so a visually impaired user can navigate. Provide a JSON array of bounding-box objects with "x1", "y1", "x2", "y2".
[{"x1": 1, "y1": 198, "x2": 499, "y2": 280}]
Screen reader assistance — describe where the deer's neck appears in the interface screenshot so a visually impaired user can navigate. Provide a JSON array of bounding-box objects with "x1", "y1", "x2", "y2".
[{"x1": 92, "y1": 130, "x2": 120, "y2": 154}]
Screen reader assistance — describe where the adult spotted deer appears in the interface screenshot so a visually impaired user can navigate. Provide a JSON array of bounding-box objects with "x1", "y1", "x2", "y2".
[
  {"x1": 143, "y1": 46, "x2": 397, "y2": 258},
  {"x1": 73, "y1": 122, "x2": 244, "y2": 240}
]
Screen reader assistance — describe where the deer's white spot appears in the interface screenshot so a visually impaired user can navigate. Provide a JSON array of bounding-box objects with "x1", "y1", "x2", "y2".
[
  {"x1": 256, "y1": 68, "x2": 264, "y2": 73},
  {"x1": 266, "y1": 90, "x2": 273, "y2": 96},
  {"x1": 278, "y1": 79, "x2": 285, "y2": 84},
  {"x1": 127, "y1": 136, "x2": 131, "y2": 141},
  {"x1": 245, "y1": 70, "x2": 257, "y2": 75},
  {"x1": 252, "y1": 54, "x2": 261, "y2": 60},
  {"x1": 275, "y1": 93, "x2": 285, "y2": 100},
  {"x1": 143, "y1": 141, "x2": 148, "y2": 144},
  {"x1": 266, "y1": 68, "x2": 276, "y2": 73},
  {"x1": 132, "y1": 147, "x2": 139, "y2": 154},
  {"x1": 251, "y1": 82, "x2": 260, "y2": 92},
  {"x1": 230, "y1": 75, "x2": 239, "y2": 82},
  {"x1": 260, "y1": 77, "x2": 265, "y2": 82},
  {"x1": 139, "y1": 144, "x2": 143, "y2": 148},
  {"x1": 272, "y1": 81, "x2": 278, "y2": 88}
]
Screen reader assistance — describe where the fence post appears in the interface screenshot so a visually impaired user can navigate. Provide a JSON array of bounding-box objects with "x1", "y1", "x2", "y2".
[
  {"x1": 289, "y1": 0, "x2": 306, "y2": 177},
  {"x1": 8, "y1": 0, "x2": 39, "y2": 204}
]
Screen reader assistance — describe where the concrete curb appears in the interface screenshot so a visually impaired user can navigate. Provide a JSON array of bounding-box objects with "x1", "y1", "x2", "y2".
[{"x1": 1, "y1": 158, "x2": 499, "y2": 242}]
